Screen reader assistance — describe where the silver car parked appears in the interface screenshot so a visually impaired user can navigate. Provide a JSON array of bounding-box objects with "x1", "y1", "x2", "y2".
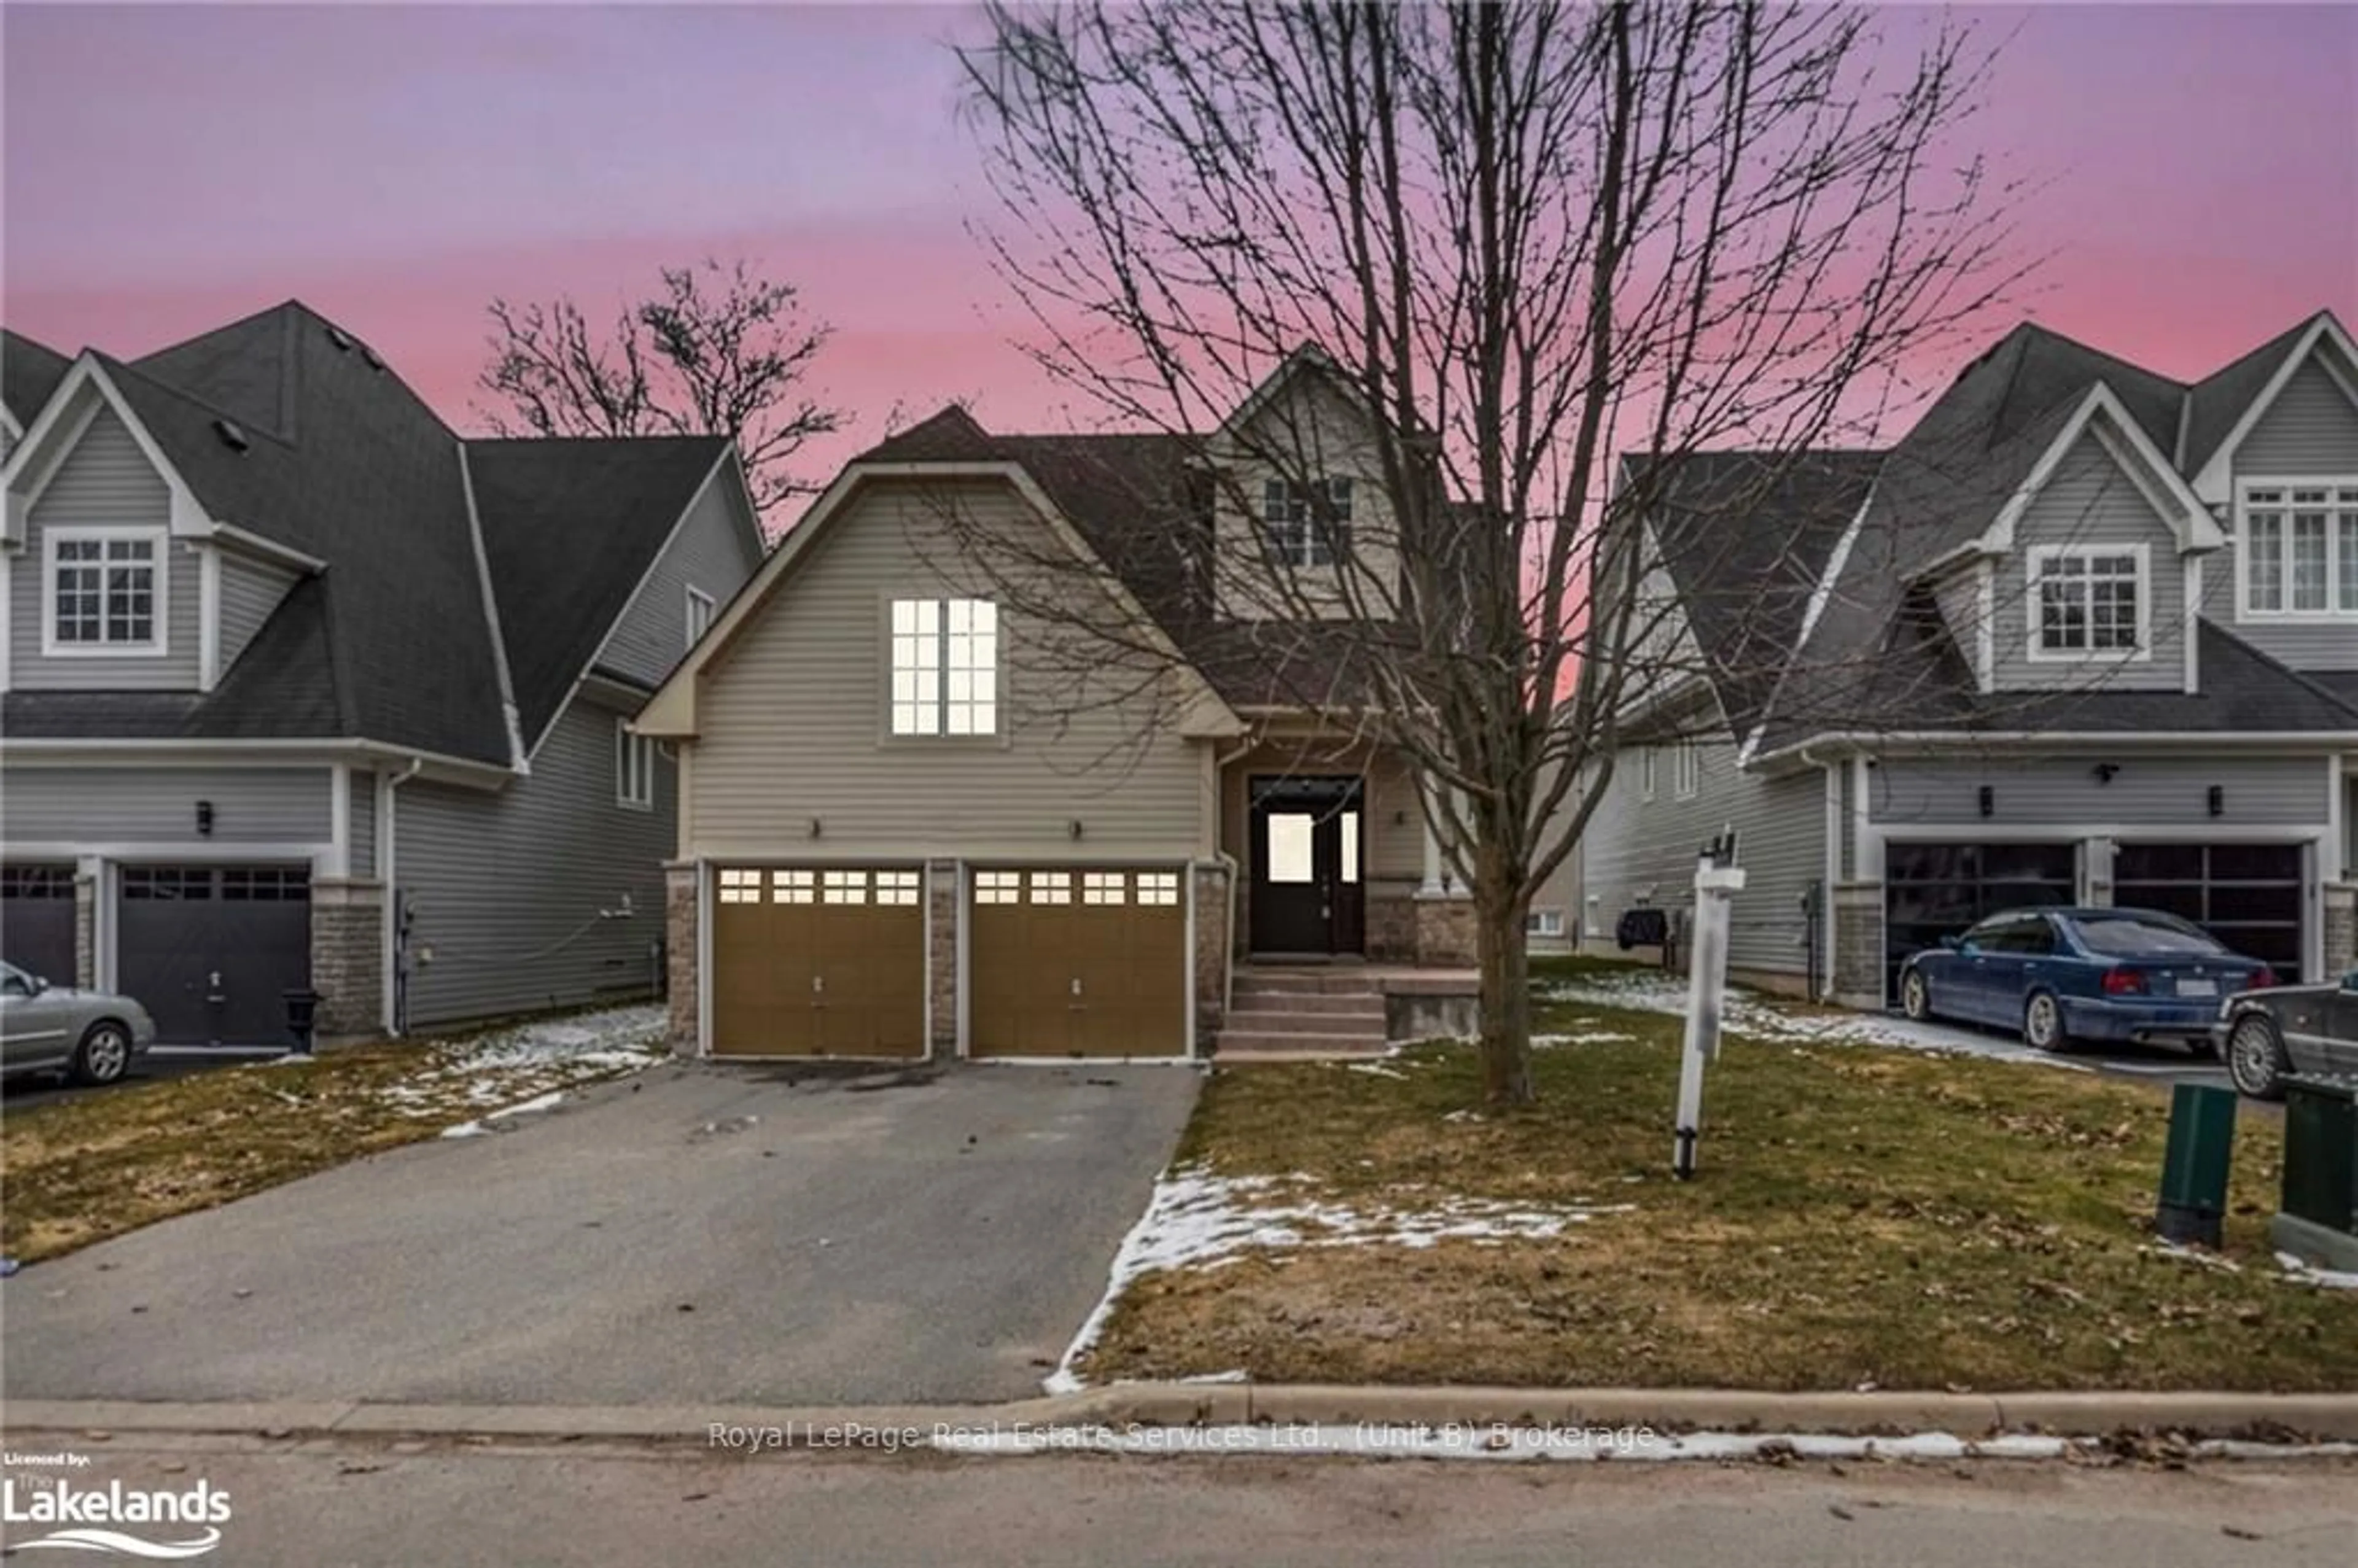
[{"x1": 0, "y1": 961, "x2": 158, "y2": 1087}]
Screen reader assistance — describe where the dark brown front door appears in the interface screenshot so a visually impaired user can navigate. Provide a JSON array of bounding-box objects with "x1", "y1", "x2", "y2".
[{"x1": 1248, "y1": 777, "x2": 1364, "y2": 956}]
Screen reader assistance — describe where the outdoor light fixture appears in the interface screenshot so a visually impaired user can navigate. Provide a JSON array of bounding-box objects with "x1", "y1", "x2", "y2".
[
  {"x1": 1977, "y1": 785, "x2": 1994, "y2": 819},
  {"x1": 196, "y1": 800, "x2": 215, "y2": 837},
  {"x1": 2208, "y1": 785, "x2": 2225, "y2": 818},
  {"x1": 807, "y1": 817, "x2": 822, "y2": 839},
  {"x1": 2092, "y1": 763, "x2": 2120, "y2": 784},
  {"x1": 1068, "y1": 819, "x2": 1085, "y2": 840}
]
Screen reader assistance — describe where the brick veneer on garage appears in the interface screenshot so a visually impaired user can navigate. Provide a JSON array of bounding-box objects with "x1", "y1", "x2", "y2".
[
  {"x1": 73, "y1": 869, "x2": 96, "y2": 990},
  {"x1": 929, "y1": 860, "x2": 960, "y2": 1054},
  {"x1": 664, "y1": 864, "x2": 699, "y2": 1055},
  {"x1": 1193, "y1": 862, "x2": 1231, "y2": 1049},
  {"x1": 1832, "y1": 881, "x2": 1884, "y2": 1008},
  {"x1": 2327, "y1": 883, "x2": 2356, "y2": 979}
]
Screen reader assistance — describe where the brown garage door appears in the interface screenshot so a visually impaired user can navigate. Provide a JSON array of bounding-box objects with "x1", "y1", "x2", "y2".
[
  {"x1": 710, "y1": 867, "x2": 925, "y2": 1058},
  {"x1": 971, "y1": 868, "x2": 1187, "y2": 1058}
]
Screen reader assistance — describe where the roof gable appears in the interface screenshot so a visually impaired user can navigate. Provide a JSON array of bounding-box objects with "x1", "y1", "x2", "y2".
[{"x1": 2187, "y1": 312, "x2": 2358, "y2": 501}]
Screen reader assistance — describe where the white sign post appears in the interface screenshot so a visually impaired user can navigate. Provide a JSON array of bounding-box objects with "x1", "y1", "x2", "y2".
[{"x1": 1673, "y1": 839, "x2": 1746, "y2": 1181}]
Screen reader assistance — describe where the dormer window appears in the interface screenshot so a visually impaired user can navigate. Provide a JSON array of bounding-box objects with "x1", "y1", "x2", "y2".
[
  {"x1": 2028, "y1": 544, "x2": 2146, "y2": 659},
  {"x1": 1261, "y1": 477, "x2": 1353, "y2": 569},
  {"x1": 45, "y1": 526, "x2": 166, "y2": 656},
  {"x1": 2240, "y1": 483, "x2": 2358, "y2": 616}
]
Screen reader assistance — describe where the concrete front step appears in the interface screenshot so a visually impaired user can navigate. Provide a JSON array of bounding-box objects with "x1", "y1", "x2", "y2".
[
  {"x1": 1221, "y1": 1007, "x2": 1386, "y2": 1035},
  {"x1": 1227, "y1": 991, "x2": 1385, "y2": 1016},
  {"x1": 1214, "y1": 1029, "x2": 1390, "y2": 1058},
  {"x1": 1233, "y1": 970, "x2": 1383, "y2": 997}
]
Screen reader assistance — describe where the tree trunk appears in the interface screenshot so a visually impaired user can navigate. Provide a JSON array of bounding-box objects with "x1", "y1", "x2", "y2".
[{"x1": 1476, "y1": 891, "x2": 1535, "y2": 1108}]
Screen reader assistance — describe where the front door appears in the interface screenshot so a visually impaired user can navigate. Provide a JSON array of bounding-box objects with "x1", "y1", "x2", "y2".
[{"x1": 1248, "y1": 777, "x2": 1364, "y2": 957}]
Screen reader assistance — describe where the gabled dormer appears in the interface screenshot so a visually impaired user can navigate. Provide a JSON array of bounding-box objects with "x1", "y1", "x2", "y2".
[{"x1": 1205, "y1": 346, "x2": 1404, "y2": 623}]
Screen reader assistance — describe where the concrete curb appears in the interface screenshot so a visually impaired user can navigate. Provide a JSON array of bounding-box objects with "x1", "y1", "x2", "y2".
[{"x1": 7, "y1": 1386, "x2": 2357, "y2": 1443}]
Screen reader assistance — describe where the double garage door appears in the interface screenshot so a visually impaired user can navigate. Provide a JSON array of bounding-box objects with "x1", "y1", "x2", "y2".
[
  {"x1": 707, "y1": 864, "x2": 1187, "y2": 1059},
  {"x1": 1883, "y1": 839, "x2": 2308, "y2": 1003}
]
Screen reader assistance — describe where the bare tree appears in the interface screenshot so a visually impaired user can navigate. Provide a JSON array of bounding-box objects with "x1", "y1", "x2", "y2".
[
  {"x1": 478, "y1": 257, "x2": 844, "y2": 519},
  {"x1": 952, "y1": 1, "x2": 2028, "y2": 1106}
]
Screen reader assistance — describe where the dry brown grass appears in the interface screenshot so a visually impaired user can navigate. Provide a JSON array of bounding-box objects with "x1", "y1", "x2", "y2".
[{"x1": 1086, "y1": 969, "x2": 2358, "y2": 1392}]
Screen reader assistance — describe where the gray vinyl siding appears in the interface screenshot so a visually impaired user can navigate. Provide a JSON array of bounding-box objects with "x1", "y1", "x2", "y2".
[
  {"x1": 594, "y1": 465, "x2": 752, "y2": 689},
  {"x1": 1867, "y1": 753, "x2": 2329, "y2": 828},
  {"x1": 1578, "y1": 741, "x2": 1827, "y2": 977},
  {"x1": 1929, "y1": 562, "x2": 1982, "y2": 681},
  {"x1": 687, "y1": 476, "x2": 1205, "y2": 860},
  {"x1": 1839, "y1": 763, "x2": 1858, "y2": 879},
  {"x1": 2224, "y1": 354, "x2": 2358, "y2": 670},
  {"x1": 218, "y1": 548, "x2": 300, "y2": 673},
  {"x1": 394, "y1": 694, "x2": 671, "y2": 1028},
  {"x1": 348, "y1": 770, "x2": 377, "y2": 878},
  {"x1": 1990, "y1": 431, "x2": 2185, "y2": 693},
  {"x1": 10, "y1": 407, "x2": 201, "y2": 691},
  {"x1": 0, "y1": 766, "x2": 332, "y2": 845}
]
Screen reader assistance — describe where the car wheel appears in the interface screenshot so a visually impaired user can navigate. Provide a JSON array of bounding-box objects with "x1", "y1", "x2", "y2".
[
  {"x1": 1901, "y1": 969, "x2": 1932, "y2": 1022},
  {"x1": 2225, "y1": 1014, "x2": 2287, "y2": 1101},
  {"x1": 70, "y1": 1020, "x2": 134, "y2": 1087},
  {"x1": 2022, "y1": 991, "x2": 2070, "y2": 1054}
]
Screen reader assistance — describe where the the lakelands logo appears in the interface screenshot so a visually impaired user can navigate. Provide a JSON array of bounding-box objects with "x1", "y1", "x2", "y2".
[{"x1": 2, "y1": 1475, "x2": 231, "y2": 1559}]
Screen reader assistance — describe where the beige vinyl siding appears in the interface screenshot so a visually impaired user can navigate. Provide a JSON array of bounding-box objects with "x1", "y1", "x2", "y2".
[
  {"x1": 687, "y1": 477, "x2": 1205, "y2": 860},
  {"x1": 1210, "y1": 374, "x2": 1403, "y2": 623},
  {"x1": 10, "y1": 407, "x2": 200, "y2": 691},
  {"x1": 594, "y1": 464, "x2": 755, "y2": 689},
  {"x1": 396, "y1": 694, "x2": 672, "y2": 1027},
  {"x1": 0, "y1": 765, "x2": 332, "y2": 845},
  {"x1": 218, "y1": 548, "x2": 300, "y2": 673},
  {"x1": 1989, "y1": 430, "x2": 2185, "y2": 693},
  {"x1": 2224, "y1": 353, "x2": 2358, "y2": 670}
]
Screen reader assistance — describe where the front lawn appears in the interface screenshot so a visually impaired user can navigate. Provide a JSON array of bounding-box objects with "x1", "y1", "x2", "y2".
[
  {"x1": 1080, "y1": 974, "x2": 2358, "y2": 1392},
  {"x1": 1, "y1": 1006, "x2": 664, "y2": 1264}
]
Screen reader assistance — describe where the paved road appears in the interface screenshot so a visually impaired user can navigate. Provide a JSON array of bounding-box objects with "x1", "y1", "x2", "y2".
[
  {"x1": 1, "y1": 1060, "x2": 1197, "y2": 1405},
  {"x1": 2, "y1": 1437, "x2": 2348, "y2": 1568}
]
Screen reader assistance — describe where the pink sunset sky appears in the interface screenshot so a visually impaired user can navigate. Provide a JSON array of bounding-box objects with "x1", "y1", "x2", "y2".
[{"x1": 5, "y1": 2, "x2": 2354, "y2": 498}]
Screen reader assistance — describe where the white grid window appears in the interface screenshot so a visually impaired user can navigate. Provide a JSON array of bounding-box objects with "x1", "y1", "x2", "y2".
[
  {"x1": 615, "y1": 721, "x2": 655, "y2": 810},
  {"x1": 2241, "y1": 484, "x2": 2358, "y2": 616},
  {"x1": 1029, "y1": 871, "x2": 1072, "y2": 906},
  {"x1": 772, "y1": 870, "x2": 816, "y2": 904},
  {"x1": 1260, "y1": 477, "x2": 1353, "y2": 569},
  {"x1": 875, "y1": 870, "x2": 921, "y2": 906},
  {"x1": 976, "y1": 871, "x2": 1023, "y2": 905},
  {"x1": 48, "y1": 529, "x2": 163, "y2": 651},
  {"x1": 1135, "y1": 872, "x2": 1180, "y2": 906},
  {"x1": 822, "y1": 871, "x2": 868, "y2": 904},
  {"x1": 1082, "y1": 872, "x2": 1126, "y2": 905},
  {"x1": 1527, "y1": 909, "x2": 1565, "y2": 938},
  {"x1": 718, "y1": 869, "x2": 763, "y2": 904},
  {"x1": 1673, "y1": 741, "x2": 1701, "y2": 800},
  {"x1": 890, "y1": 598, "x2": 998, "y2": 735},
  {"x1": 2031, "y1": 547, "x2": 2142, "y2": 654},
  {"x1": 685, "y1": 585, "x2": 716, "y2": 651}
]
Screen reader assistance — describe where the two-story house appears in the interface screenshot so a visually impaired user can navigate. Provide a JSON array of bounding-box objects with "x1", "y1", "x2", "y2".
[
  {"x1": 0, "y1": 303, "x2": 763, "y2": 1049},
  {"x1": 635, "y1": 350, "x2": 1581, "y2": 1060},
  {"x1": 1582, "y1": 310, "x2": 2358, "y2": 1007}
]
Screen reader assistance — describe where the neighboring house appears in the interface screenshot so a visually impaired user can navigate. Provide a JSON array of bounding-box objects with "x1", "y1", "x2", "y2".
[
  {"x1": 0, "y1": 303, "x2": 763, "y2": 1044},
  {"x1": 1582, "y1": 310, "x2": 2358, "y2": 1007},
  {"x1": 636, "y1": 352, "x2": 1582, "y2": 1059}
]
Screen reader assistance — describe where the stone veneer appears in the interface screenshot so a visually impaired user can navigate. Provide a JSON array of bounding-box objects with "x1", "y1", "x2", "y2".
[
  {"x1": 73, "y1": 868, "x2": 96, "y2": 990},
  {"x1": 929, "y1": 860, "x2": 961, "y2": 1055},
  {"x1": 665, "y1": 863, "x2": 699, "y2": 1055},
  {"x1": 1192, "y1": 861, "x2": 1231, "y2": 1050},
  {"x1": 1411, "y1": 895, "x2": 1477, "y2": 966},
  {"x1": 2326, "y1": 883, "x2": 2356, "y2": 979},
  {"x1": 309, "y1": 880, "x2": 385, "y2": 1039},
  {"x1": 1831, "y1": 881, "x2": 1885, "y2": 1008},
  {"x1": 1364, "y1": 888, "x2": 1417, "y2": 963}
]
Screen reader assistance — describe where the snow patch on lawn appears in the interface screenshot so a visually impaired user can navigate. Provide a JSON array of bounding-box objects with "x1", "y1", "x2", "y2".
[
  {"x1": 1046, "y1": 1166, "x2": 1632, "y2": 1394},
  {"x1": 346, "y1": 1004, "x2": 666, "y2": 1131},
  {"x1": 1542, "y1": 972, "x2": 2090, "y2": 1069}
]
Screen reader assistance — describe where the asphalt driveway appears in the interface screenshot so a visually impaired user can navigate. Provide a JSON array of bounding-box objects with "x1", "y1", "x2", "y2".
[{"x1": 1, "y1": 1060, "x2": 1198, "y2": 1406}]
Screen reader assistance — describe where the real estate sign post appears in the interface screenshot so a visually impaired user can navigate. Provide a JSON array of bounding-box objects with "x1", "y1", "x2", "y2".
[{"x1": 1673, "y1": 840, "x2": 1746, "y2": 1181}]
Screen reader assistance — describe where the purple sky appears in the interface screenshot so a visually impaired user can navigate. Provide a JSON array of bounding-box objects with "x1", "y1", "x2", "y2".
[{"x1": 6, "y1": 3, "x2": 2354, "y2": 487}]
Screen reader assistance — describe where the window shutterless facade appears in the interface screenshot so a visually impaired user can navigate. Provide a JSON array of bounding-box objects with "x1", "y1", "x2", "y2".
[
  {"x1": 685, "y1": 584, "x2": 716, "y2": 650},
  {"x1": 2028, "y1": 543, "x2": 2147, "y2": 658},
  {"x1": 1673, "y1": 740, "x2": 1701, "y2": 799},
  {"x1": 615, "y1": 720, "x2": 655, "y2": 809},
  {"x1": 2239, "y1": 482, "x2": 2358, "y2": 617},
  {"x1": 1260, "y1": 476, "x2": 1353, "y2": 569},
  {"x1": 889, "y1": 597, "x2": 999, "y2": 736},
  {"x1": 44, "y1": 526, "x2": 166, "y2": 654}
]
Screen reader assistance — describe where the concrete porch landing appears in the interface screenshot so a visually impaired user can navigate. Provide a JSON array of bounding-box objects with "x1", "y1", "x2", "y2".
[{"x1": 1215, "y1": 964, "x2": 1480, "y2": 1060}]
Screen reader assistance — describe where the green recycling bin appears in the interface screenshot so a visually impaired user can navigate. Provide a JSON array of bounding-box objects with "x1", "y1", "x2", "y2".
[
  {"x1": 2155, "y1": 1081, "x2": 2237, "y2": 1249},
  {"x1": 2279, "y1": 1075, "x2": 2357, "y2": 1237}
]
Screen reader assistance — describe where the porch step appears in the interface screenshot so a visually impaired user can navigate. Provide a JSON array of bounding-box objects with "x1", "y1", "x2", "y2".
[
  {"x1": 1233, "y1": 969, "x2": 1383, "y2": 998},
  {"x1": 1213, "y1": 1028, "x2": 1391, "y2": 1059},
  {"x1": 1221, "y1": 1006, "x2": 1385, "y2": 1034}
]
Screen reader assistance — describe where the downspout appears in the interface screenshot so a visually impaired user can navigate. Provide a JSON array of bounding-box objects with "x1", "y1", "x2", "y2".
[
  {"x1": 1799, "y1": 744, "x2": 1833, "y2": 1002},
  {"x1": 383, "y1": 756, "x2": 424, "y2": 1036}
]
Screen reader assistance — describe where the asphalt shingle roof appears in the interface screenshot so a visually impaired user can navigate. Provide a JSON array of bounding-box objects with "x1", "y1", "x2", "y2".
[{"x1": 3, "y1": 328, "x2": 71, "y2": 432}]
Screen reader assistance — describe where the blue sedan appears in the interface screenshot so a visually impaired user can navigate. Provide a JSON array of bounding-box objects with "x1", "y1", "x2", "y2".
[{"x1": 1897, "y1": 907, "x2": 2275, "y2": 1054}]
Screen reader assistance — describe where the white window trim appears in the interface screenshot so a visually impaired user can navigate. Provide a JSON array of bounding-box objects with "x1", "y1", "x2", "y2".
[
  {"x1": 884, "y1": 596, "x2": 1003, "y2": 740},
  {"x1": 2025, "y1": 542, "x2": 2152, "y2": 663},
  {"x1": 41, "y1": 524, "x2": 169, "y2": 658},
  {"x1": 1638, "y1": 745, "x2": 1657, "y2": 802},
  {"x1": 684, "y1": 584, "x2": 717, "y2": 652},
  {"x1": 2235, "y1": 476, "x2": 2358, "y2": 622},
  {"x1": 1527, "y1": 908, "x2": 1565, "y2": 938},
  {"x1": 615, "y1": 718, "x2": 655, "y2": 811},
  {"x1": 1259, "y1": 476, "x2": 1353, "y2": 570},
  {"x1": 1673, "y1": 739, "x2": 1702, "y2": 800}
]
